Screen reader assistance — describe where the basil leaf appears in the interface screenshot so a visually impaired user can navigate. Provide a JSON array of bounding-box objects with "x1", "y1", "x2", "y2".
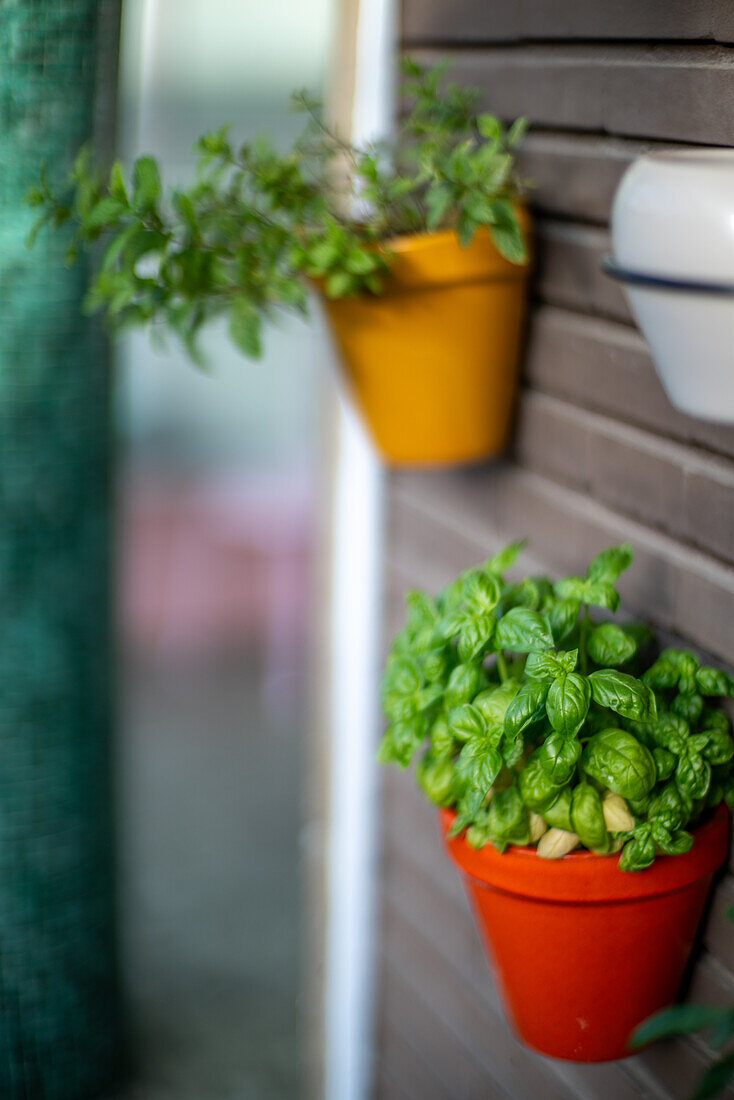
[
  {"x1": 653, "y1": 746, "x2": 676, "y2": 782},
  {"x1": 543, "y1": 786, "x2": 573, "y2": 831},
  {"x1": 643, "y1": 657, "x2": 679, "y2": 690},
  {"x1": 448, "y1": 703, "x2": 486, "y2": 743},
  {"x1": 652, "y1": 712, "x2": 689, "y2": 752},
  {"x1": 484, "y1": 539, "x2": 526, "y2": 576},
  {"x1": 671, "y1": 691, "x2": 704, "y2": 725},
  {"x1": 571, "y1": 784, "x2": 610, "y2": 854},
  {"x1": 537, "y1": 733, "x2": 581, "y2": 784},
  {"x1": 495, "y1": 608, "x2": 554, "y2": 653},
  {"x1": 588, "y1": 623, "x2": 637, "y2": 667},
  {"x1": 463, "y1": 571, "x2": 501, "y2": 613},
  {"x1": 589, "y1": 669, "x2": 657, "y2": 722},
  {"x1": 696, "y1": 667, "x2": 734, "y2": 697},
  {"x1": 504, "y1": 680, "x2": 550, "y2": 741},
  {"x1": 702, "y1": 708, "x2": 730, "y2": 735},
  {"x1": 444, "y1": 663, "x2": 485, "y2": 709},
  {"x1": 502, "y1": 728, "x2": 525, "y2": 768},
  {"x1": 519, "y1": 752, "x2": 565, "y2": 812},
  {"x1": 583, "y1": 728, "x2": 657, "y2": 801},
  {"x1": 549, "y1": 598, "x2": 580, "y2": 645},
  {"x1": 377, "y1": 715, "x2": 426, "y2": 767},
  {"x1": 513, "y1": 577, "x2": 554, "y2": 612},
  {"x1": 416, "y1": 753, "x2": 454, "y2": 807},
  {"x1": 487, "y1": 784, "x2": 530, "y2": 852},
  {"x1": 454, "y1": 737, "x2": 503, "y2": 818},
  {"x1": 586, "y1": 543, "x2": 634, "y2": 585},
  {"x1": 457, "y1": 612, "x2": 496, "y2": 662},
  {"x1": 473, "y1": 681, "x2": 520, "y2": 726},
  {"x1": 651, "y1": 821, "x2": 694, "y2": 856},
  {"x1": 555, "y1": 577, "x2": 586, "y2": 601},
  {"x1": 583, "y1": 582, "x2": 620, "y2": 612},
  {"x1": 405, "y1": 589, "x2": 440, "y2": 646},
  {"x1": 676, "y1": 743, "x2": 711, "y2": 800},
  {"x1": 620, "y1": 825, "x2": 656, "y2": 871},
  {"x1": 648, "y1": 782, "x2": 692, "y2": 831},
  {"x1": 701, "y1": 728, "x2": 734, "y2": 765},
  {"x1": 546, "y1": 672, "x2": 591, "y2": 737},
  {"x1": 525, "y1": 649, "x2": 578, "y2": 679},
  {"x1": 430, "y1": 714, "x2": 454, "y2": 757}
]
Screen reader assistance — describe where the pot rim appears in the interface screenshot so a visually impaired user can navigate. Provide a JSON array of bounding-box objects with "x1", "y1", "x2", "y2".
[
  {"x1": 379, "y1": 205, "x2": 531, "y2": 256},
  {"x1": 440, "y1": 804, "x2": 730, "y2": 903}
]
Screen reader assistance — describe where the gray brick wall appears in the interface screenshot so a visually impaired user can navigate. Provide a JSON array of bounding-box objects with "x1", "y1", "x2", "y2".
[{"x1": 374, "y1": 5, "x2": 734, "y2": 1097}]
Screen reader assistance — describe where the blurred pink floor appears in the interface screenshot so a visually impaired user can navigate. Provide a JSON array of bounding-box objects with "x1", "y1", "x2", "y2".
[
  {"x1": 113, "y1": 471, "x2": 312, "y2": 1099},
  {"x1": 120, "y1": 471, "x2": 312, "y2": 704}
]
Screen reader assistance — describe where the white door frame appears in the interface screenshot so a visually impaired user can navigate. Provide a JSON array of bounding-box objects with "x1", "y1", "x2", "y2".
[{"x1": 320, "y1": 4, "x2": 395, "y2": 1099}]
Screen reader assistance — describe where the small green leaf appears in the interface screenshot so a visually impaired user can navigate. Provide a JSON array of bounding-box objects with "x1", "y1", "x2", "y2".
[
  {"x1": 589, "y1": 670, "x2": 657, "y2": 722},
  {"x1": 571, "y1": 784, "x2": 610, "y2": 854},
  {"x1": 504, "y1": 679, "x2": 549, "y2": 741},
  {"x1": 478, "y1": 113, "x2": 502, "y2": 141},
  {"x1": 425, "y1": 183, "x2": 453, "y2": 230},
  {"x1": 507, "y1": 116, "x2": 529, "y2": 146},
  {"x1": 83, "y1": 197, "x2": 126, "y2": 229},
  {"x1": 588, "y1": 623, "x2": 637, "y2": 667},
  {"x1": 447, "y1": 703, "x2": 486, "y2": 743},
  {"x1": 132, "y1": 155, "x2": 161, "y2": 211},
  {"x1": 377, "y1": 715, "x2": 426, "y2": 767},
  {"x1": 584, "y1": 728, "x2": 657, "y2": 801},
  {"x1": 229, "y1": 298, "x2": 262, "y2": 359},
  {"x1": 537, "y1": 734, "x2": 581, "y2": 784},
  {"x1": 485, "y1": 539, "x2": 526, "y2": 576},
  {"x1": 325, "y1": 271, "x2": 357, "y2": 297},
  {"x1": 464, "y1": 571, "x2": 501, "y2": 613},
  {"x1": 525, "y1": 649, "x2": 578, "y2": 679},
  {"x1": 697, "y1": 667, "x2": 734, "y2": 697},
  {"x1": 444, "y1": 663, "x2": 485, "y2": 709},
  {"x1": 632, "y1": 1004, "x2": 727, "y2": 1048},
  {"x1": 546, "y1": 671, "x2": 590, "y2": 738},
  {"x1": 587, "y1": 544, "x2": 634, "y2": 585},
  {"x1": 495, "y1": 608, "x2": 554, "y2": 653}
]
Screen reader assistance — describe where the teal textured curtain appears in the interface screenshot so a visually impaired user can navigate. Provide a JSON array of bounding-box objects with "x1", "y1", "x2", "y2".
[{"x1": 0, "y1": 2, "x2": 122, "y2": 1095}]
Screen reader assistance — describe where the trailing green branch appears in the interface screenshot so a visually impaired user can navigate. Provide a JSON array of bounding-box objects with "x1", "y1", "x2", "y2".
[{"x1": 27, "y1": 58, "x2": 528, "y2": 363}]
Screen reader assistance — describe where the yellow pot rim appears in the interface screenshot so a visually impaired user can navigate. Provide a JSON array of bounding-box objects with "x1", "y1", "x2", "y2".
[{"x1": 376, "y1": 204, "x2": 531, "y2": 260}]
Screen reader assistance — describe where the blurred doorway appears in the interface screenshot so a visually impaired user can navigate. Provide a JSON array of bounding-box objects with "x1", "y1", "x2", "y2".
[{"x1": 114, "y1": 3, "x2": 334, "y2": 1096}]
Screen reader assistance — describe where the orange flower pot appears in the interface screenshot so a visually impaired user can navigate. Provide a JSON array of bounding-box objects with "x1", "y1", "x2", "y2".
[
  {"x1": 440, "y1": 805, "x2": 729, "y2": 1062},
  {"x1": 321, "y1": 219, "x2": 531, "y2": 467}
]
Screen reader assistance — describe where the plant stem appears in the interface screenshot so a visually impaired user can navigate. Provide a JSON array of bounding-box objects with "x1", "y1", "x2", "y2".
[
  {"x1": 579, "y1": 604, "x2": 590, "y2": 675},
  {"x1": 497, "y1": 651, "x2": 509, "y2": 683}
]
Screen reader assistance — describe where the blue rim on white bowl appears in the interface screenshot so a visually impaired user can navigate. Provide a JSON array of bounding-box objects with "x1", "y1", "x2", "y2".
[{"x1": 601, "y1": 255, "x2": 734, "y2": 297}]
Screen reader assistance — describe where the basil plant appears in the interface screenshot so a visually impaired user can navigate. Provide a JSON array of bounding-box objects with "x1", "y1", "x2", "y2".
[{"x1": 379, "y1": 543, "x2": 734, "y2": 871}]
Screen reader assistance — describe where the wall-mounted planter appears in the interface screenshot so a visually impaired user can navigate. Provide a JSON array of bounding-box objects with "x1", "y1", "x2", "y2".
[
  {"x1": 441, "y1": 804, "x2": 729, "y2": 1063},
  {"x1": 321, "y1": 216, "x2": 531, "y2": 467},
  {"x1": 605, "y1": 151, "x2": 734, "y2": 423}
]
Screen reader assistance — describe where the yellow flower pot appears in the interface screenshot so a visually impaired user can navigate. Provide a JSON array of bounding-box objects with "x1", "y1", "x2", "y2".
[{"x1": 322, "y1": 214, "x2": 531, "y2": 467}]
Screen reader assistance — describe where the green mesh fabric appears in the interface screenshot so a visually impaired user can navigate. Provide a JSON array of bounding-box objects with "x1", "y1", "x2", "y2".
[{"x1": 0, "y1": 2, "x2": 122, "y2": 1095}]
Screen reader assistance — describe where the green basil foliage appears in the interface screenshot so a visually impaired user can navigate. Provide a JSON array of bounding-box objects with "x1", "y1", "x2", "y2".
[
  {"x1": 27, "y1": 59, "x2": 528, "y2": 364},
  {"x1": 380, "y1": 542, "x2": 734, "y2": 872}
]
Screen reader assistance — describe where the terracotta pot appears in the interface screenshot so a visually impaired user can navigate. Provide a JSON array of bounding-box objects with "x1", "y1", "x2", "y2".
[
  {"x1": 440, "y1": 805, "x2": 729, "y2": 1062},
  {"x1": 321, "y1": 218, "x2": 531, "y2": 467}
]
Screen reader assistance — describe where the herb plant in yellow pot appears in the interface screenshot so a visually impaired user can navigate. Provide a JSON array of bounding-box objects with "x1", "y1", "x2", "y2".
[{"x1": 29, "y1": 60, "x2": 530, "y2": 467}]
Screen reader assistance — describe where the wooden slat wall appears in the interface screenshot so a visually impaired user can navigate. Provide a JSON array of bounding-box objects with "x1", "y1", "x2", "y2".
[{"x1": 374, "y1": 6, "x2": 734, "y2": 1098}]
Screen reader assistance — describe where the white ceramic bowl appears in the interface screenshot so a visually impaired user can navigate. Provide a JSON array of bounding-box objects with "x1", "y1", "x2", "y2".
[
  {"x1": 612, "y1": 149, "x2": 734, "y2": 280},
  {"x1": 609, "y1": 151, "x2": 734, "y2": 422}
]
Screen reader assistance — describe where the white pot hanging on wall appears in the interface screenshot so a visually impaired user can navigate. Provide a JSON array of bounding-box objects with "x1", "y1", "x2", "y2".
[{"x1": 603, "y1": 150, "x2": 734, "y2": 423}]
